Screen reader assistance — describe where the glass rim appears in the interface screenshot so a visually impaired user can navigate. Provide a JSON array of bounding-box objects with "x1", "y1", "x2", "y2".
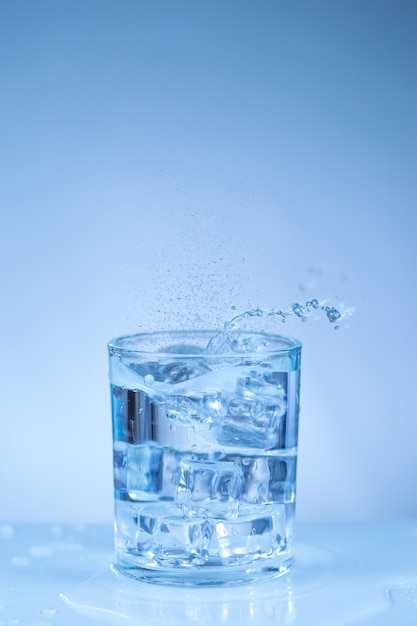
[{"x1": 108, "y1": 329, "x2": 302, "y2": 359}]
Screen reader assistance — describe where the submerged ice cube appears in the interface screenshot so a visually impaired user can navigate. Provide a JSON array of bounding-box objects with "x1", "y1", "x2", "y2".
[
  {"x1": 129, "y1": 504, "x2": 213, "y2": 565},
  {"x1": 176, "y1": 459, "x2": 243, "y2": 520},
  {"x1": 215, "y1": 504, "x2": 286, "y2": 564},
  {"x1": 213, "y1": 370, "x2": 288, "y2": 450},
  {"x1": 135, "y1": 504, "x2": 164, "y2": 553},
  {"x1": 126, "y1": 444, "x2": 163, "y2": 499},
  {"x1": 153, "y1": 510, "x2": 213, "y2": 565},
  {"x1": 267, "y1": 456, "x2": 297, "y2": 503},
  {"x1": 113, "y1": 441, "x2": 127, "y2": 492},
  {"x1": 221, "y1": 453, "x2": 297, "y2": 505}
]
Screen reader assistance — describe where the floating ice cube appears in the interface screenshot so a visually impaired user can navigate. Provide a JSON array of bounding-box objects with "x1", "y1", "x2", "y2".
[
  {"x1": 126, "y1": 444, "x2": 163, "y2": 500},
  {"x1": 215, "y1": 504, "x2": 286, "y2": 564},
  {"x1": 237, "y1": 370, "x2": 287, "y2": 404},
  {"x1": 160, "y1": 367, "x2": 255, "y2": 437},
  {"x1": 176, "y1": 459, "x2": 243, "y2": 520},
  {"x1": 229, "y1": 334, "x2": 271, "y2": 353},
  {"x1": 212, "y1": 370, "x2": 288, "y2": 450},
  {"x1": 110, "y1": 358, "x2": 151, "y2": 393},
  {"x1": 155, "y1": 360, "x2": 211, "y2": 384}
]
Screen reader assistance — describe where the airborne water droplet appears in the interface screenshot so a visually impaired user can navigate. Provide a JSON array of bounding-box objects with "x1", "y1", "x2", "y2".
[
  {"x1": 292, "y1": 303, "x2": 305, "y2": 318},
  {"x1": 325, "y1": 306, "x2": 341, "y2": 324},
  {"x1": 11, "y1": 556, "x2": 32, "y2": 567},
  {"x1": 42, "y1": 608, "x2": 57, "y2": 617},
  {"x1": 29, "y1": 545, "x2": 55, "y2": 558},
  {"x1": 0, "y1": 525, "x2": 14, "y2": 539}
]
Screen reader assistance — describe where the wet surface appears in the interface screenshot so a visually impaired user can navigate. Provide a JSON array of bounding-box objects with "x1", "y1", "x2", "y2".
[{"x1": 0, "y1": 522, "x2": 416, "y2": 625}]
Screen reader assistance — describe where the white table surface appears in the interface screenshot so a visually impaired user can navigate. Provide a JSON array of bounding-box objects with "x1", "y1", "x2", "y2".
[{"x1": 1, "y1": 521, "x2": 416, "y2": 625}]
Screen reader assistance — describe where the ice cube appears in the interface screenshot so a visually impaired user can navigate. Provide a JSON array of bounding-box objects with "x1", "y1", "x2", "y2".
[
  {"x1": 213, "y1": 422, "x2": 279, "y2": 450},
  {"x1": 110, "y1": 358, "x2": 152, "y2": 393},
  {"x1": 222, "y1": 455, "x2": 270, "y2": 504},
  {"x1": 215, "y1": 504, "x2": 286, "y2": 564},
  {"x1": 230, "y1": 334, "x2": 270, "y2": 353},
  {"x1": 212, "y1": 370, "x2": 288, "y2": 450},
  {"x1": 113, "y1": 441, "x2": 127, "y2": 492},
  {"x1": 267, "y1": 456, "x2": 297, "y2": 503},
  {"x1": 153, "y1": 510, "x2": 213, "y2": 565},
  {"x1": 155, "y1": 360, "x2": 211, "y2": 384},
  {"x1": 115, "y1": 501, "x2": 140, "y2": 554},
  {"x1": 126, "y1": 444, "x2": 163, "y2": 500},
  {"x1": 176, "y1": 459, "x2": 243, "y2": 520},
  {"x1": 222, "y1": 454, "x2": 297, "y2": 504},
  {"x1": 135, "y1": 504, "x2": 179, "y2": 554}
]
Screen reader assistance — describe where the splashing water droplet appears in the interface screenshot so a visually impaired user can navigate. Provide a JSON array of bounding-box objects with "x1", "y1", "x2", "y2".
[
  {"x1": 388, "y1": 583, "x2": 417, "y2": 607},
  {"x1": 325, "y1": 306, "x2": 341, "y2": 323},
  {"x1": 11, "y1": 556, "x2": 32, "y2": 567},
  {"x1": 204, "y1": 297, "x2": 353, "y2": 353},
  {"x1": 42, "y1": 608, "x2": 57, "y2": 617},
  {"x1": 292, "y1": 303, "x2": 305, "y2": 318},
  {"x1": 29, "y1": 545, "x2": 55, "y2": 558},
  {"x1": 0, "y1": 525, "x2": 14, "y2": 539},
  {"x1": 49, "y1": 525, "x2": 63, "y2": 538}
]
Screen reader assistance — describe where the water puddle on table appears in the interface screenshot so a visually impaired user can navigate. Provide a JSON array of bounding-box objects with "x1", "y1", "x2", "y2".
[{"x1": 59, "y1": 541, "x2": 383, "y2": 626}]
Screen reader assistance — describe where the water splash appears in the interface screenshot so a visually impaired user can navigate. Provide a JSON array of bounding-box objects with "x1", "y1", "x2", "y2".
[
  {"x1": 229, "y1": 298, "x2": 351, "y2": 330},
  {"x1": 388, "y1": 583, "x2": 417, "y2": 608},
  {"x1": 206, "y1": 299, "x2": 353, "y2": 353}
]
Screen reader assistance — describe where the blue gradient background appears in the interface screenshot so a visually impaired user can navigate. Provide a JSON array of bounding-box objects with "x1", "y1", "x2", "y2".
[{"x1": 1, "y1": 1, "x2": 416, "y2": 522}]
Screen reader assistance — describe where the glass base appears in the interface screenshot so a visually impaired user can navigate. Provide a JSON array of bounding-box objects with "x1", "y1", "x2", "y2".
[{"x1": 113, "y1": 552, "x2": 294, "y2": 587}]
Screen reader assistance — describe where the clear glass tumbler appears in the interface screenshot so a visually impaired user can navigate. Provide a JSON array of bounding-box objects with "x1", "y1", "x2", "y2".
[{"x1": 108, "y1": 329, "x2": 301, "y2": 586}]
